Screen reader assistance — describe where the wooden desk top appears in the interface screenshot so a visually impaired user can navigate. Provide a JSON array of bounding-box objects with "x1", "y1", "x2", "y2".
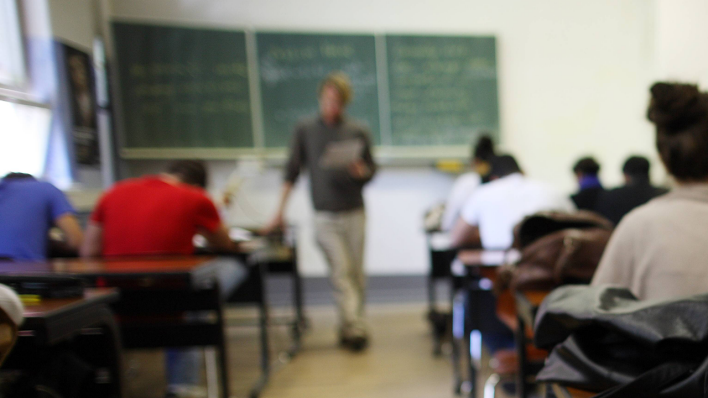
[
  {"x1": 22, "y1": 288, "x2": 119, "y2": 319},
  {"x1": 0, "y1": 256, "x2": 240, "y2": 289},
  {"x1": 18, "y1": 288, "x2": 119, "y2": 346},
  {"x1": 0, "y1": 256, "x2": 219, "y2": 275},
  {"x1": 456, "y1": 249, "x2": 521, "y2": 267}
]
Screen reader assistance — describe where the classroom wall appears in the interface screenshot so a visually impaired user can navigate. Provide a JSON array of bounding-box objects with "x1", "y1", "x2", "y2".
[
  {"x1": 655, "y1": 0, "x2": 708, "y2": 87},
  {"x1": 108, "y1": 0, "x2": 678, "y2": 276}
]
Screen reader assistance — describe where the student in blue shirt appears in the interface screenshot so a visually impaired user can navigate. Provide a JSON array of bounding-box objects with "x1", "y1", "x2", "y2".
[{"x1": 0, "y1": 173, "x2": 83, "y2": 260}]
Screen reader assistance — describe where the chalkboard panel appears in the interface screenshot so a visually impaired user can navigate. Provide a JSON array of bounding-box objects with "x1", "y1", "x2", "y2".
[
  {"x1": 257, "y1": 33, "x2": 380, "y2": 147},
  {"x1": 386, "y1": 35, "x2": 499, "y2": 146},
  {"x1": 112, "y1": 22, "x2": 252, "y2": 148}
]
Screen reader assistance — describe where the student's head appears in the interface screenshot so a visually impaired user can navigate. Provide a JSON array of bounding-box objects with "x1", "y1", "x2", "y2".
[
  {"x1": 572, "y1": 157, "x2": 600, "y2": 182},
  {"x1": 489, "y1": 154, "x2": 522, "y2": 180},
  {"x1": 471, "y1": 135, "x2": 495, "y2": 176},
  {"x1": 318, "y1": 72, "x2": 352, "y2": 123},
  {"x1": 166, "y1": 160, "x2": 207, "y2": 188},
  {"x1": 647, "y1": 82, "x2": 708, "y2": 182},
  {"x1": 2, "y1": 173, "x2": 34, "y2": 181},
  {"x1": 622, "y1": 156, "x2": 651, "y2": 184}
]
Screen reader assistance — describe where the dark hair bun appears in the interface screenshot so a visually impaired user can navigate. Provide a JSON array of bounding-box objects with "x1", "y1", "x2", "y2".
[
  {"x1": 473, "y1": 135, "x2": 495, "y2": 161},
  {"x1": 648, "y1": 82, "x2": 707, "y2": 134}
]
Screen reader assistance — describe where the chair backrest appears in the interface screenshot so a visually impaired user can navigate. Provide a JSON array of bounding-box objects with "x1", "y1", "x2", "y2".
[{"x1": 0, "y1": 284, "x2": 23, "y2": 365}]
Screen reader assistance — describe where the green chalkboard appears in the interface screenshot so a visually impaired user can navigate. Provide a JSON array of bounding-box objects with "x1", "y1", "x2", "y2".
[
  {"x1": 386, "y1": 35, "x2": 499, "y2": 146},
  {"x1": 112, "y1": 22, "x2": 252, "y2": 148},
  {"x1": 257, "y1": 33, "x2": 380, "y2": 147}
]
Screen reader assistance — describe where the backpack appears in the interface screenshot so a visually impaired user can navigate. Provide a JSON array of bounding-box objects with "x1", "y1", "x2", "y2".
[{"x1": 495, "y1": 211, "x2": 613, "y2": 293}]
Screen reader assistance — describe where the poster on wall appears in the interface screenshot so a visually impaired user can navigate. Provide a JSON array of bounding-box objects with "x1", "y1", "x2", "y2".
[{"x1": 62, "y1": 43, "x2": 100, "y2": 166}]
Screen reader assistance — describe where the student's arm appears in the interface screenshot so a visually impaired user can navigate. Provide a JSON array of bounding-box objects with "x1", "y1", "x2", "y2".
[
  {"x1": 54, "y1": 213, "x2": 83, "y2": 250},
  {"x1": 449, "y1": 191, "x2": 484, "y2": 248},
  {"x1": 195, "y1": 195, "x2": 237, "y2": 252},
  {"x1": 80, "y1": 222, "x2": 103, "y2": 258},
  {"x1": 262, "y1": 182, "x2": 293, "y2": 235},
  {"x1": 80, "y1": 192, "x2": 108, "y2": 258},
  {"x1": 199, "y1": 223, "x2": 237, "y2": 252},
  {"x1": 46, "y1": 184, "x2": 83, "y2": 252},
  {"x1": 449, "y1": 218, "x2": 482, "y2": 248}
]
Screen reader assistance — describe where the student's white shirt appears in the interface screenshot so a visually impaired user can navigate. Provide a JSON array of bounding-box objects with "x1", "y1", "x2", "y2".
[
  {"x1": 461, "y1": 173, "x2": 575, "y2": 249},
  {"x1": 441, "y1": 172, "x2": 482, "y2": 231}
]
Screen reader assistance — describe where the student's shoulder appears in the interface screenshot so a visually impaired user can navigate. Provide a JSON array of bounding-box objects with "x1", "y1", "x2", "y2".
[
  {"x1": 32, "y1": 180, "x2": 63, "y2": 193},
  {"x1": 468, "y1": 177, "x2": 507, "y2": 200}
]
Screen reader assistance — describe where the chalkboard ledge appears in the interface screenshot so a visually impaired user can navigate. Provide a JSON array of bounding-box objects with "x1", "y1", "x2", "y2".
[{"x1": 120, "y1": 146, "x2": 471, "y2": 166}]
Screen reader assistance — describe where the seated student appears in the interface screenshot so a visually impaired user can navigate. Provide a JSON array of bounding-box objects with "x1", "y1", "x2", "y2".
[
  {"x1": 440, "y1": 135, "x2": 495, "y2": 231},
  {"x1": 0, "y1": 173, "x2": 83, "y2": 261},
  {"x1": 81, "y1": 160, "x2": 234, "y2": 398},
  {"x1": 594, "y1": 156, "x2": 668, "y2": 225},
  {"x1": 592, "y1": 82, "x2": 708, "y2": 300},
  {"x1": 450, "y1": 154, "x2": 575, "y2": 249},
  {"x1": 570, "y1": 156, "x2": 605, "y2": 211}
]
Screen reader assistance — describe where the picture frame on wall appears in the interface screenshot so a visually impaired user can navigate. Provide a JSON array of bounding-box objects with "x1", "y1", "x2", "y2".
[{"x1": 62, "y1": 43, "x2": 100, "y2": 166}]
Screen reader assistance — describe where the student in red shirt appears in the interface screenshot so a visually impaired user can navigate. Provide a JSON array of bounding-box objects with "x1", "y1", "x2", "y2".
[
  {"x1": 81, "y1": 160, "x2": 234, "y2": 398},
  {"x1": 81, "y1": 160, "x2": 233, "y2": 257}
]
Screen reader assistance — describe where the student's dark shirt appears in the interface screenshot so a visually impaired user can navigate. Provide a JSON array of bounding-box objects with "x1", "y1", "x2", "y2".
[
  {"x1": 571, "y1": 186, "x2": 605, "y2": 211},
  {"x1": 595, "y1": 181, "x2": 669, "y2": 225},
  {"x1": 284, "y1": 117, "x2": 377, "y2": 212}
]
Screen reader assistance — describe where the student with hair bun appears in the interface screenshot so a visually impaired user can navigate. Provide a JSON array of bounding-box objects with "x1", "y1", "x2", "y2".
[{"x1": 592, "y1": 82, "x2": 708, "y2": 300}]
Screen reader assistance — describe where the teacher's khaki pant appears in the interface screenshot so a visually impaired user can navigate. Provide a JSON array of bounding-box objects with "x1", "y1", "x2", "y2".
[{"x1": 314, "y1": 208, "x2": 368, "y2": 338}]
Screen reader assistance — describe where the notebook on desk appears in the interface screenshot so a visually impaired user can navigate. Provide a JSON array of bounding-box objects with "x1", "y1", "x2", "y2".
[{"x1": 0, "y1": 275, "x2": 85, "y2": 298}]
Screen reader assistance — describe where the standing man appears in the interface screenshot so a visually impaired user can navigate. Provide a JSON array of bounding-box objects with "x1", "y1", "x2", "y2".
[{"x1": 264, "y1": 72, "x2": 377, "y2": 352}]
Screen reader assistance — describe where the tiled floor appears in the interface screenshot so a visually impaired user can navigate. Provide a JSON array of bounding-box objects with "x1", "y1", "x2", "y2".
[{"x1": 124, "y1": 302, "x2": 511, "y2": 398}]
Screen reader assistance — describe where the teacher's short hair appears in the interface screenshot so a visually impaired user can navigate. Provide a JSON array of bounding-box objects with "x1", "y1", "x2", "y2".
[{"x1": 318, "y1": 72, "x2": 353, "y2": 105}]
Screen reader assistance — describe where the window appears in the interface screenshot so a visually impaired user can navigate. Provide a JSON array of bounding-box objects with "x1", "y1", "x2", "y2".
[
  {"x1": 0, "y1": 99, "x2": 52, "y2": 177},
  {"x1": 0, "y1": 0, "x2": 56, "y2": 181},
  {"x1": 0, "y1": 0, "x2": 25, "y2": 88}
]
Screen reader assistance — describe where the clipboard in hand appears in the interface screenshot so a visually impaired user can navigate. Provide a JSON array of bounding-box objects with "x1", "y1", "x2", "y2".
[{"x1": 318, "y1": 139, "x2": 364, "y2": 169}]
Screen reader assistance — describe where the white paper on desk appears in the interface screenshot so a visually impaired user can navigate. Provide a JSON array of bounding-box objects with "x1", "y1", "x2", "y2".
[{"x1": 318, "y1": 139, "x2": 364, "y2": 169}]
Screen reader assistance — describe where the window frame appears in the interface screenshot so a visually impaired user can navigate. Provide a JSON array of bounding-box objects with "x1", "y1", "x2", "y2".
[{"x1": 0, "y1": 0, "x2": 28, "y2": 91}]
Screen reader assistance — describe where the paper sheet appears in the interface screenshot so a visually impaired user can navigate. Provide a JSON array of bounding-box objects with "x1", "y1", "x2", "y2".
[{"x1": 318, "y1": 139, "x2": 364, "y2": 169}]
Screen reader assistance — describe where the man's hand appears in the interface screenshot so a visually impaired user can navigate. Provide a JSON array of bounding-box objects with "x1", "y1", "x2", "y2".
[
  {"x1": 348, "y1": 159, "x2": 370, "y2": 179},
  {"x1": 261, "y1": 212, "x2": 285, "y2": 235}
]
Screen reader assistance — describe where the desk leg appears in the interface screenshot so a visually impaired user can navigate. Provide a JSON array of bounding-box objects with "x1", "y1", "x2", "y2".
[
  {"x1": 429, "y1": 273, "x2": 443, "y2": 357},
  {"x1": 292, "y1": 248, "x2": 306, "y2": 331},
  {"x1": 290, "y1": 249, "x2": 304, "y2": 356},
  {"x1": 215, "y1": 285, "x2": 231, "y2": 398},
  {"x1": 452, "y1": 290, "x2": 464, "y2": 395},
  {"x1": 67, "y1": 306, "x2": 125, "y2": 398},
  {"x1": 467, "y1": 289, "x2": 479, "y2": 398},
  {"x1": 250, "y1": 262, "x2": 270, "y2": 398},
  {"x1": 516, "y1": 314, "x2": 528, "y2": 398}
]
